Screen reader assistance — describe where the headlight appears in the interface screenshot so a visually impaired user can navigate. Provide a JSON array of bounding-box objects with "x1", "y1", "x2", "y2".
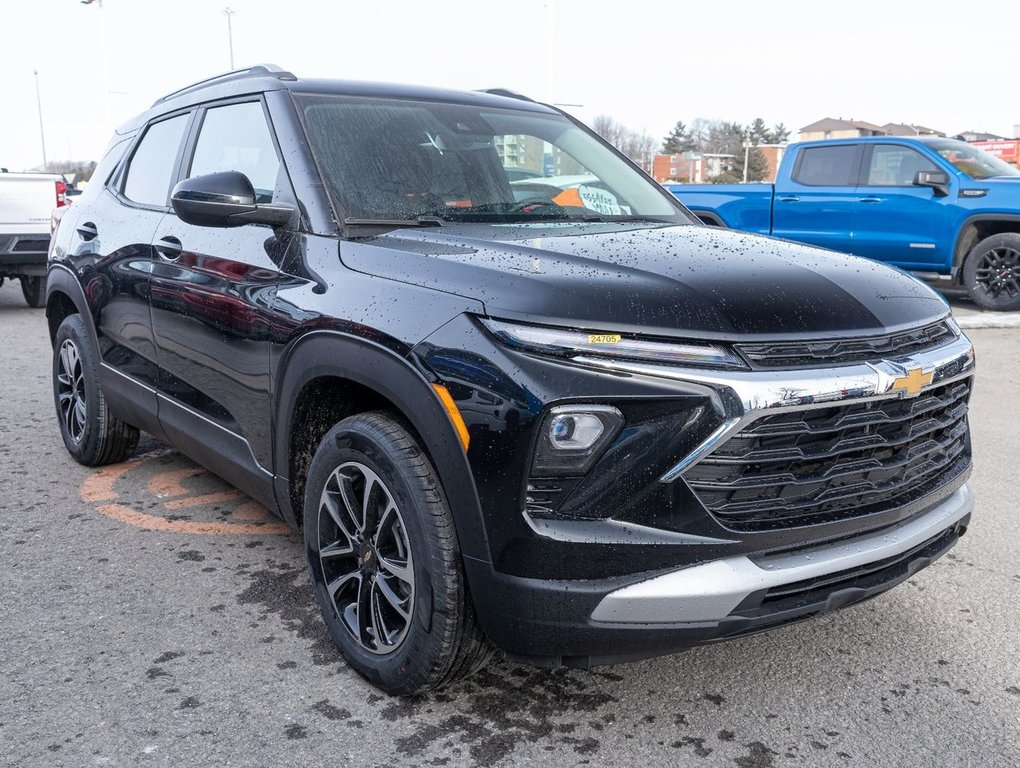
[
  {"x1": 480, "y1": 318, "x2": 746, "y2": 369},
  {"x1": 532, "y1": 405, "x2": 624, "y2": 476}
]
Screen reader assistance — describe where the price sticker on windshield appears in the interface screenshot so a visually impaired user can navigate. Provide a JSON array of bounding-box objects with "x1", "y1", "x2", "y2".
[{"x1": 577, "y1": 185, "x2": 626, "y2": 216}]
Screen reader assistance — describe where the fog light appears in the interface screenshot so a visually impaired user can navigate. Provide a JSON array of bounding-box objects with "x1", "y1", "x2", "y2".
[
  {"x1": 550, "y1": 413, "x2": 605, "y2": 449},
  {"x1": 532, "y1": 405, "x2": 624, "y2": 477}
]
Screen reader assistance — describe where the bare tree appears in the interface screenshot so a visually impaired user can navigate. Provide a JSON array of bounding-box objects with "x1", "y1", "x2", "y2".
[{"x1": 591, "y1": 115, "x2": 655, "y2": 165}]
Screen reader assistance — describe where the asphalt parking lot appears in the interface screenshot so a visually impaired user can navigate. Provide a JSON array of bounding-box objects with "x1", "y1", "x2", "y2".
[{"x1": 1, "y1": 279, "x2": 1018, "y2": 768}]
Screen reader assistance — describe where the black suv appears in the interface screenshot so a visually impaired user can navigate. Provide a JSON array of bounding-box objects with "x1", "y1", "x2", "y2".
[{"x1": 47, "y1": 65, "x2": 976, "y2": 695}]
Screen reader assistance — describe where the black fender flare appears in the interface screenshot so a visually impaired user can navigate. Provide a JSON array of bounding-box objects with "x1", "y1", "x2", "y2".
[
  {"x1": 273, "y1": 330, "x2": 490, "y2": 562},
  {"x1": 690, "y1": 209, "x2": 728, "y2": 228},
  {"x1": 45, "y1": 263, "x2": 97, "y2": 345},
  {"x1": 951, "y1": 213, "x2": 1020, "y2": 278}
]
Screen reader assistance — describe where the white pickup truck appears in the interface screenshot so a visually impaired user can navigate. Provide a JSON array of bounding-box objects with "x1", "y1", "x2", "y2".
[{"x1": 0, "y1": 170, "x2": 68, "y2": 306}]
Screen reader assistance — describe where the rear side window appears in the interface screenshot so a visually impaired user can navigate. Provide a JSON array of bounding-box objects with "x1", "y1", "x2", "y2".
[
  {"x1": 79, "y1": 138, "x2": 130, "y2": 204},
  {"x1": 123, "y1": 114, "x2": 189, "y2": 206},
  {"x1": 188, "y1": 101, "x2": 281, "y2": 203},
  {"x1": 794, "y1": 145, "x2": 859, "y2": 186},
  {"x1": 865, "y1": 145, "x2": 939, "y2": 186}
]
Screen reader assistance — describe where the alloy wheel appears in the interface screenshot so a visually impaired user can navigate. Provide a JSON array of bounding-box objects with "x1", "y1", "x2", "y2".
[
  {"x1": 317, "y1": 461, "x2": 415, "y2": 655},
  {"x1": 56, "y1": 339, "x2": 87, "y2": 444},
  {"x1": 975, "y1": 246, "x2": 1020, "y2": 300}
]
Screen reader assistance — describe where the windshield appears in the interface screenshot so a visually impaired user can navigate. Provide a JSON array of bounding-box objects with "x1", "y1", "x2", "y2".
[
  {"x1": 927, "y1": 139, "x2": 1020, "y2": 180},
  {"x1": 295, "y1": 94, "x2": 687, "y2": 224}
]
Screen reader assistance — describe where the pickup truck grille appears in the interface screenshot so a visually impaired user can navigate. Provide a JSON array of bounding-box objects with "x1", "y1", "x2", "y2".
[
  {"x1": 685, "y1": 378, "x2": 972, "y2": 531},
  {"x1": 736, "y1": 320, "x2": 956, "y2": 368}
]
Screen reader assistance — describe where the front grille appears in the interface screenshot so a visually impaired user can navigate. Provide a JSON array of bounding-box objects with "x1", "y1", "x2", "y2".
[
  {"x1": 685, "y1": 378, "x2": 972, "y2": 531},
  {"x1": 736, "y1": 320, "x2": 956, "y2": 368}
]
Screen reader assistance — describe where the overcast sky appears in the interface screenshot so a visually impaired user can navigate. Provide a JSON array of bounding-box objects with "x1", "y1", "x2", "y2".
[{"x1": 2, "y1": 0, "x2": 1018, "y2": 171}]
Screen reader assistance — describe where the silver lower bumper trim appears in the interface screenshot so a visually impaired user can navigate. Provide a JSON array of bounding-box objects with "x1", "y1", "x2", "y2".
[{"x1": 590, "y1": 484, "x2": 973, "y2": 626}]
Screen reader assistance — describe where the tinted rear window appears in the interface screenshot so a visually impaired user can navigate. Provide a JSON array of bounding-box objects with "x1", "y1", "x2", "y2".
[{"x1": 794, "y1": 145, "x2": 858, "y2": 186}]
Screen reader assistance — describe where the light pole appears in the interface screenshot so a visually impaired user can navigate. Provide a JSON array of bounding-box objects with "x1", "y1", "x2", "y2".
[
  {"x1": 80, "y1": 0, "x2": 111, "y2": 132},
  {"x1": 224, "y1": 7, "x2": 236, "y2": 69},
  {"x1": 742, "y1": 133, "x2": 751, "y2": 183},
  {"x1": 33, "y1": 70, "x2": 47, "y2": 168}
]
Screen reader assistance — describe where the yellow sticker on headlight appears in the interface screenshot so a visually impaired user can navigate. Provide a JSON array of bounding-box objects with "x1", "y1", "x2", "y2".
[{"x1": 587, "y1": 334, "x2": 622, "y2": 344}]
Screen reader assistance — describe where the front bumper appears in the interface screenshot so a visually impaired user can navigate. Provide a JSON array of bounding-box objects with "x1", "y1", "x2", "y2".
[
  {"x1": 591, "y1": 484, "x2": 972, "y2": 625},
  {"x1": 467, "y1": 483, "x2": 971, "y2": 666}
]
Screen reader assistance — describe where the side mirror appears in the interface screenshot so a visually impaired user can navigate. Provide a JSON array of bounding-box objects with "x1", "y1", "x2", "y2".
[
  {"x1": 914, "y1": 170, "x2": 950, "y2": 197},
  {"x1": 171, "y1": 171, "x2": 294, "y2": 228}
]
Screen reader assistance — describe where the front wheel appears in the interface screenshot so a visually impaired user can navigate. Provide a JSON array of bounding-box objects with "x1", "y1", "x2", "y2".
[
  {"x1": 962, "y1": 233, "x2": 1020, "y2": 311},
  {"x1": 21, "y1": 276, "x2": 45, "y2": 308},
  {"x1": 303, "y1": 412, "x2": 492, "y2": 695}
]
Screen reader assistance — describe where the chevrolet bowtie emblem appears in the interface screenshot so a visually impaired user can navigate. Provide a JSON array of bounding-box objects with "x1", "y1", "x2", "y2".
[{"x1": 891, "y1": 367, "x2": 933, "y2": 398}]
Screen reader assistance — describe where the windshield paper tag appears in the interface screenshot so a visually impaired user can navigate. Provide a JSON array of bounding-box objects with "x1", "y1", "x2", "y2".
[{"x1": 588, "y1": 334, "x2": 621, "y2": 344}]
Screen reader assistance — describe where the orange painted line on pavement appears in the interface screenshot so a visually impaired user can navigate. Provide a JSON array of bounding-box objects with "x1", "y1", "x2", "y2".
[
  {"x1": 148, "y1": 467, "x2": 206, "y2": 498},
  {"x1": 79, "y1": 461, "x2": 136, "y2": 503},
  {"x1": 162, "y1": 490, "x2": 245, "y2": 510},
  {"x1": 95, "y1": 503, "x2": 291, "y2": 536},
  {"x1": 233, "y1": 500, "x2": 273, "y2": 522}
]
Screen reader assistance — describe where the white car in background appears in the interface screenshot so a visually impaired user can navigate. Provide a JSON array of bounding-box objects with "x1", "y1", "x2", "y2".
[{"x1": 0, "y1": 170, "x2": 69, "y2": 306}]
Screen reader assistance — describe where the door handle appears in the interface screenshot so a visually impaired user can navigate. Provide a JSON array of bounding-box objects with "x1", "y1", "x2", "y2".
[
  {"x1": 777, "y1": 195, "x2": 800, "y2": 203},
  {"x1": 154, "y1": 236, "x2": 183, "y2": 260},
  {"x1": 858, "y1": 197, "x2": 883, "y2": 203},
  {"x1": 76, "y1": 221, "x2": 98, "y2": 241}
]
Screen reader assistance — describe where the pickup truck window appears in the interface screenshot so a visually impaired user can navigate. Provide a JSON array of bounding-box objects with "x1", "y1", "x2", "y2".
[
  {"x1": 123, "y1": 114, "x2": 189, "y2": 207},
  {"x1": 865, "y1": 145, "x2": 938, "y2": 186},
  {"x1": 793, "y1": 145, "x2": 859, "y2": 186},
  {"x1": 188, "y1": 101, "x2": 281, "y2": 204},
  {"x1": 927, "y1": 138, "x2": 1020, "y2": 180}
]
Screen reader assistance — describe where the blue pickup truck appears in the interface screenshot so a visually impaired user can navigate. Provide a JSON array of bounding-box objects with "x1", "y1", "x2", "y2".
[{"x1": 667, "y1": 137, "x2": 1020, "y2": 311}]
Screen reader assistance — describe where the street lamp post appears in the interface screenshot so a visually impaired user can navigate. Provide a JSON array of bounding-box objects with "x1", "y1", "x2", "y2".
[
  {"x1": 33, "y1": 69, "x2": 47, "y2": 168},
  {"x1": 742, "y1": 133, "x2": 751, "y2": 183},
  {"x1": 80, "y1": 0, "x2": 112, "y2": 133},
  {"x1": 224, "y1": 7, "x2": 236, "y2": 69}
]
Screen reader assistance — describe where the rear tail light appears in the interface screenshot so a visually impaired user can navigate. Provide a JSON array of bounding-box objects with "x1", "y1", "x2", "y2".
[{"x1": 55, "y1": 180, "x2": 68, "y2": 208}]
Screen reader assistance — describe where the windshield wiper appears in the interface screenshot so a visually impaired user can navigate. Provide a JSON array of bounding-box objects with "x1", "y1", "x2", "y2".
[{"x1": 343, "y1": 216, "x2": 445, "y2": 228}]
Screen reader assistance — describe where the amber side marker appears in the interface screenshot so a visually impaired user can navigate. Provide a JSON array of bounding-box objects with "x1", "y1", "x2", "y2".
[{"x1": 432, "y1": 384, "x2": 470, "y2": 452}]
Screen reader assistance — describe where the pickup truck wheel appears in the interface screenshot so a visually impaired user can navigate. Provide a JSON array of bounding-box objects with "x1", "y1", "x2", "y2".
[
  {"x1": 303, "y1": 412, "x2": 492, "y2": 696},
  {"x1": 963, "y1": 233, "x2": 1020, "y2": 311},
  {"x1": 52, "y1": 314, "x2": 139, "y2": 466},
  {"x1": 21, "y1": 276, "x2": 45, "y2": 308}
]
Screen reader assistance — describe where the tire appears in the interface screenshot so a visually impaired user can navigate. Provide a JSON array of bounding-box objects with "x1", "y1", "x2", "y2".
[
  {"x1": 21, "y1": 276, "x2": 45, "y2": 308},
  {"x1": 303, "y1": 412, "x2": 492, "y2": 696},
  {"x1": 52, "y1": 314, "x2": 139, "y2": 466},
  {"x1": 962, "y1": 233, "x2": 1020, "y2": 311}
]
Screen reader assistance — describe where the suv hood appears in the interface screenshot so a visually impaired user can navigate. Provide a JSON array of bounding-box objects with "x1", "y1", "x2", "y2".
[{"x1": 339, "y1": 223, "x2": 948, "y2": 341}]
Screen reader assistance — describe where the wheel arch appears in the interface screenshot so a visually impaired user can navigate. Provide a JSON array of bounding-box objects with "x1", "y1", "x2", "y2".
[
  {"x1": 273, "y1": 331, "x2": 490, "y2": 561},
  {"x1": 691, "y1": 209, "x2": 727, "y2": 228},
  {"x1": 951, "y1": 214, "x2": 1020, "y2": 282},
  {"x1": 45, "y1": 264, "x2": 96, "y2": 345}
]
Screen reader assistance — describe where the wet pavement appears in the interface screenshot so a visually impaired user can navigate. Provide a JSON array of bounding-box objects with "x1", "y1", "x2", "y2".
[{"x1": 1, "y1": 279, "x2": 1017, "y2": 767}]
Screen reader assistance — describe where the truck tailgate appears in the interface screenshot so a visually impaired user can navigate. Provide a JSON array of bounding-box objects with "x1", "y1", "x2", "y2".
[{"x1": 0, "y1": 175, "x2": 60, "y2": 236}]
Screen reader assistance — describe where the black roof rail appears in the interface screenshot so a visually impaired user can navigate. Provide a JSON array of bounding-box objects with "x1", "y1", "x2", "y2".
[
  {"x1": 152, "y1": 64, "x2": 296, "y2": 106},
  {"x1": 478, "y1": 87, "x2": 535, "y2": 103}
]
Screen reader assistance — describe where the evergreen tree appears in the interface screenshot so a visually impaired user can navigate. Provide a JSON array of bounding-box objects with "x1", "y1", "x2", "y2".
[
  {"x1": 769, "y1": 122, "x2": 791, "y2": 144},
  {"x1": 662, "y1": 120, "x2": 693, "y2": 153},
  {"x1": 748, "y1": 118, "x2": 771, "y2": 146}
]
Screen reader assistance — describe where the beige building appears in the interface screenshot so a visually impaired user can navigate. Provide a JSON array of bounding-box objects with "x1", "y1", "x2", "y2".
[
  {"x1": 799, "y1": 118, "x2": 946, "y2": 143},
  {"x1": 798, "y1": 118, "x2": 886, "y2": 142}
]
